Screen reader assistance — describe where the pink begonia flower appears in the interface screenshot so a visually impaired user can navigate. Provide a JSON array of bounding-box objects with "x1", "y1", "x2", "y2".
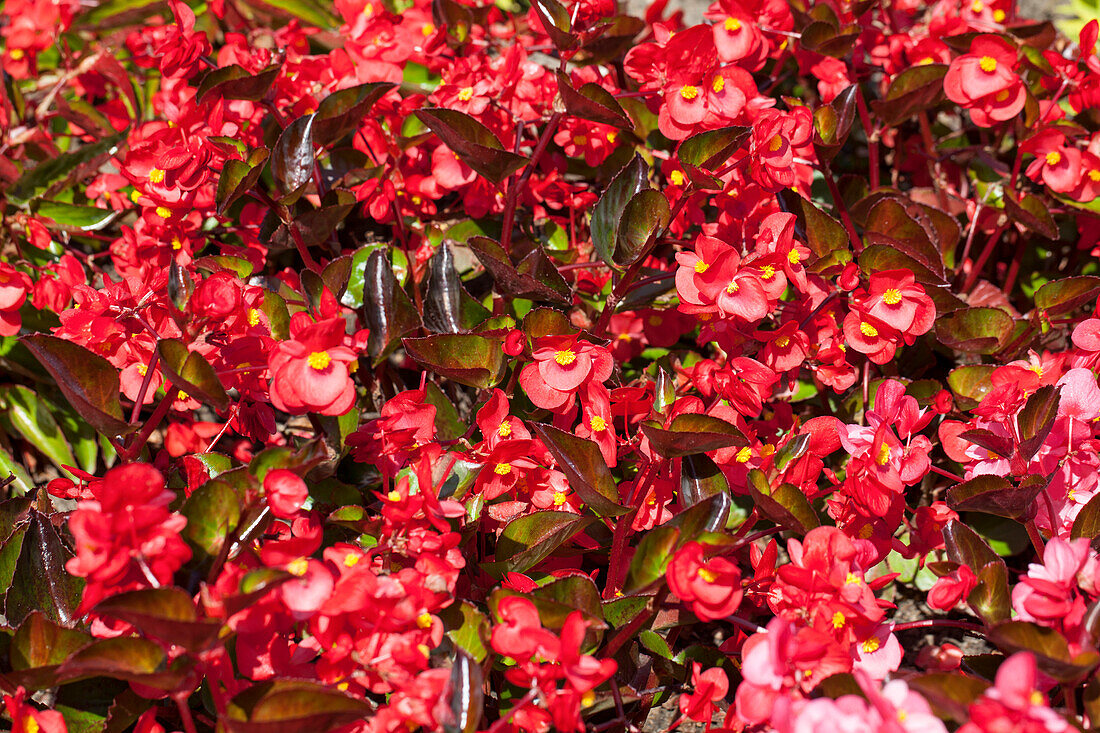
[
  {"x1": 1057, "y1": 367, "x2": 1100, "y2": 421},
  {"x1": 1012, "y1": 536, "x2": 1097, "y2": 622}
]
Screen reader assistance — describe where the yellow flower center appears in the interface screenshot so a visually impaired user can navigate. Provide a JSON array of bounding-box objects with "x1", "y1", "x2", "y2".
[
  {"x1": 768, "y1": 134, "x2": 784, "y2": 152},
  {"x1": 993, "y1": 8, "x2": 1005, "y2": 20},
  {"x1": 735, "y1": 446, "x2": 752, "y2": 463},
  {"x1": 421, "y1": 22, "x2": 434, "y2": 35},
  {"x1": 494, "y1": 463, "x2": 511, "y2": 475},
  {"x1": 457, "y1": 86, "x2": 474, "y2": 101},
  {"x1": 831, "y1": 611, "x2": 845, "y2": 628},
  {"x1": 725, "y1": 280, "x2": 740, "y2": 294},
  {"x1": 971, "y1": 0, "x2": 984, "y2": 11},
  {"x1": 680, "y1": 85, "x2": 699, "y2": 100},
  {"x1": 248, "y1": 308, "x2": 260, "y2": 326},
  {"x1": 387, "y1": 489, "x2": 402, "y2": 501},
  {"x1": 876, "y1": 442, "x2": 891, "y2": 466},
  {"x1": 171, "y1": 235, "x2": 183, "y2": 251},
  {"x1": 287, "y1": 558, "x2": 309, "y2": 576},
  {"x1": 882, "y1": 288, "x2": 902, "y2": 305},
  {"x1": 859, "y1": 322, "x2": 878, "y2": 338},
  {"x1": 137, "y1": 363, "x2": 148, "y2": 376},
  {"x1": 845, "y1": 572, "x2": 860, "y2": 585},
  {"x1": 979, "y1": 55, "x2": 997, "y2": 73},
  {"x1": 498, "y1": 422, "x2": 512, "y2": 437},
  {"x1": 307, "y1": 351, "x2": 331, "y2": 370},
  {"x1": 607, "y1": 131, "x2": 618, "y2": 143},
  {"x1": 553, "y1": 491, "x2": 568, "y2": 505},
  {"x1": 554, "y1": 350, "x2": 577, "y2": 365},
  {"x1": 712, "y1": 76, "x2": 725, "y2": 93},
  {"x1": 155, "y1": 206, "x2": 172, "y2": 218},
  {"x1": 670, "y1": 170, "x2": 685, "y2": 186},
  {"x1": 344, "y1": 554, "x2": 360, "y2": 567},
  {"x1": 859, "y1": 523, "x2": 874, "y2": 539},
  {"x1": 1046, "y1": 151, "x2": 1062, "y2": 166},
  {"x1": 1030, "y1": 690, "x2": 1044, "y2": 706},
  {"x1": 697, "y1": 567, "x2": 718, "y2": 583},
  {"x1": 416, "y1": 612, "x2": 433, "y2": 628},
  {"x1": 693, "y1": 259, "x2": 708, "y2": 273},
  {"x1": 775, "y1": 336, "x2": 790, "y2": 348},
  {"x1": 10, "y1": 49, "x2": 25, "y2": 61},
  {"x1": 177, "y1": 390, "x2": 189, "y2": 401},
  {"x1": 23, "y1": 718, "x2": 38, "y2": 733},
  {"x1": 724, "y1": 17, "x2": 741, "y2": 31},
  {"x1": 148, "y1": 168, "x2": 165, "y2": 184},
  {"x1": 590, "y1": 415, "x2": 607, "y2": 431},
  {"x1": 1089, "y1": 170, "x2": 1100, "y2": 182},
  {"x1": 787, "y1": 249, "x2": 801, "y2": 264},
  {"x1": 581, "y1": 690, "x2": 596, "y2": 708},
  {"x1": 861, "y1": 638, "x2": 880, "y2": 654},
  {"x1": 761, "y1": 264, "x2": 776, "y2": 279},
  {"x1": 573, "y1": 134, "x2": 588, "y2": 146}
]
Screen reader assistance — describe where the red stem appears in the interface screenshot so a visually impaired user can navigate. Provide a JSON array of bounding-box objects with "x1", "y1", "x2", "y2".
[{"x1": 892, "y1": 618, "x2": 984, "y2": 634}]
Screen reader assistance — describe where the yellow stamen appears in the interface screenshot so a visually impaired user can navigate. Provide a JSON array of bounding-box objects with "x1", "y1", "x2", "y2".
[
  {"x1": 590, "y1": 415, "x2": 607, "y2": 431},
  {"x1": 712, "y1": 76, "x2": 725, "y2": 93},
  {"x1": 344, "y1": 554, "x2": 360, "y2": 567},
  {"x1": 735, "y1": 447, "x2": 752, "y2": 463},
  {"x1": 307, "y1": 351, "x2": 331, "y2": 370},
  {"x1": 831, "y1": 611, "x2": 845, "y2": 628},
  {"x1": 457, "y1": 86, "x2": 474, "y2": 101},
  {"x1": 882, "y1": 288, "x2": 902, "y2": 305},
  {"x1": 287, "y1": 558, "x2": 309, "y2": 576},
  {"x1": 1046, "y1": 151, "x2": 1062, "y2": 166},
  {"x1": 387, "y1": 489, "x2": 402, "y2": 501},
  {"x1": 859, "y1": 322, "x2": 878, "y2": 338},
  {"x1": 554, "y1": 350, "x2": 577, "y2": 365},
  {"x1": 861, "y1": 638, "x2": 880, "y2": 653},
  {"x1": 774, "y1": 336, "x2": 790, "y2": 348},
  {"x1": 416, "y1": 612, "x2": 433, "y2": 628},
  {"x1": 876, "y1": 442, "x2": 891, "y2": 466},
  {"x1": 697, "y1": 567, "x2": 718, "y2": 583},
  {"x1": 680, "y1": 85, "x2": 699, "y2": 100},
  {"x1": 155, "y1": 206, "x2": 172, "y2": 218},
  {"x1": 494, "y1": 463, "x2": 511, "y2": 475},
  {"x1": 248, "y1": 309, "x2": 260, "y2": 326},
  {"x1": 979, "y1": 56, "x2": 997, "y2": 73},
  {"x1": 670, "y1": 170, "x2": 685, "y2": 186},
  {"x1": 148, "y1": 168, "x2": 165, "y2": 184},
  {"x1": 724, "y1": 17, "x2": 741, "y2": 31},
  {"x1": 768, "y1": 134, "x2": 783, "y2": 152},
  {"x1": 553, "y1": 491, "x2": 568, "y2": 505},
  {"x1": 498, "y1": 422, "x2": 512, "y2": 437}
]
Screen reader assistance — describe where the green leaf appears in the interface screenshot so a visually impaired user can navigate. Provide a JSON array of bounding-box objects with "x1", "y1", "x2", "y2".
[
  {"x1": 55, "y1": 637, "x2": 167, "y2": 683},
  {"x1": 157, "y1": 339, "x2": 230, "y2": 411},
  {"x1": 226, "y1": 681, "x2": 373, "y2": 731},
  {"x1": 1004, "y1": 191, "x2": 1058, "y2": 239},
  {"x1": 1072, "y1": 493, "x2": 1100, "y2": 543},
  {"x1": 946, "y1": 475, "x2": 1040, "y2": 520},
  {"x1": 440, "y1": 602, "x2": 490, "y2": 662},
  {"x1": 680, "y1": 454, "x2": 730, "y2": 507},
  {"x1": 494, "y1": 511, "x2": 596, "y2": 573},
  {"x1": 11, "y1": 612, "x2": 93, "y2": 670},
  {"x1": 271, "y1": 114, "x2": 316, "y2": 198},
  {"x1": 677, "y1": 126, "x2": 750, "y2": 189},
  {"x1": 988, "y1": 621, "x2": 1100, "y2": 682},
  {"x1": 747, "y1": 469, "x2": 819, "y2": 535},
  {"x1": 591, "y1": 154, "x2": 647, "y2": 267},
  {"x1": 246, "y1": 0, "x2": 340, "y2": 28},
  {"x1": 414, "y1": 108, "x2": 528, "y2": 184},
  {"x1": 94, "y1": 588, "x2": 221, "y2": 651},
  {"x1": 314, "y1": 82, "x2": 396, "y2": 146},
  {"x1": 614, "y1": 189, "x2": 670, "y2": 268},
  {"x1": 640, "y1": 414, "x2": 748, "y2": 458},
  {"x1": 555, "y1": 72, "x2": 631, "y2": 128},
  {"x1": 935, "y1": 307, "x2": 1015, "y2": 354},
  {"x1": 182, "y1": 479, "x2": 242, "y2": 557},
  {"x1": 530, "y1": 423, "x2": 629, "y2": 517},
  {"x1": 468, "y1": 236, "x2": 571, "y2": 305},
  {"x1": 196, "y1": 64, "x2": 282, "y2": 105},
  {"x1": 364, "y1": 251, "x2": 420, "y2": 365},
  {"x1": 1017, "y1": 384, "x2": 1060, "y2": 460},
  {"x1": 1035, "y1": 276, "x2": 1100, "y2": 316},
  {"x1": 402, "y1": 334, "x2": 506, "y2": 390},
  {"x1": 0, "y1": 447, "x2": 32, "y2": 495},
  {"x1": 869, "y1": 64, "x2": 948, "y2": 126},
  {"x1": 863, "y1": 197, "x2": 945, "y2": 278},
  {"x1": 947, "y1": 364, "x2": 997, "y2": 407},
  {"x1": 22, "y1": 335, "x2": 133, "y2": 437},
  {"x1": 8, "y1": 134, "x2": 124, "y2": 206},
  {"x1": 35, "y1": 201, "x2": 117, "y2": 231},
  {"x1": 530, "y1": 0, "x2": 578, "y2": 51},
  {"x1": 0, "y1": 385, "x2": 77, "y2": 475},
  {"x1": 216, "y1": 148, "x2": 270, "y2": 215},
  {"x1": 623, "y1": 525, "x2": 679, "y2": 593},
  {"x1": 5, "y1": 510, "x2": 84, "y2": 629}
]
